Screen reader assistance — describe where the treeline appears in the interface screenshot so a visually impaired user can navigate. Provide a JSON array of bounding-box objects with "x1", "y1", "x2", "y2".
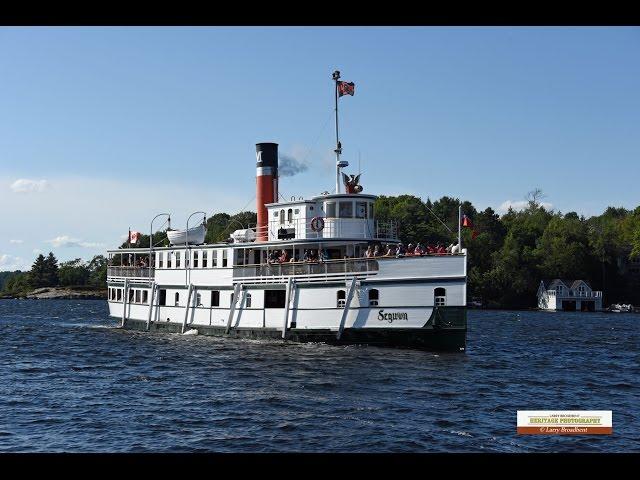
[
  {"x1": 1, "y1": 252, "x2": 107, "y2": 296},
  {"x1": 4, "y1": 193, "x2": 638, "y2": 308},
  {"x1": 374, "y1": 192, "x2": 640, "y2": 308}
]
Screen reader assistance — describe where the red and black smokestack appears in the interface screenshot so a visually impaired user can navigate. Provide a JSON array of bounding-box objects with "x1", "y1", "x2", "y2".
[{"x1": 256, "y1": 142, "x2": 278, "y2": 241}]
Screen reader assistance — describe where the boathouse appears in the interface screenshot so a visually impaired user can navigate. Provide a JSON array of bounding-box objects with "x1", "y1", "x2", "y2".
[{"x1": 537, "y1": 279, "x2": 603, "y2": 312}]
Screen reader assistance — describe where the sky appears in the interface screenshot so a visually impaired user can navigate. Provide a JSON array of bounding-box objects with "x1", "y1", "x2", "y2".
[{"x1": 1, "y1": 27, "x2": 639, "y2": 270}]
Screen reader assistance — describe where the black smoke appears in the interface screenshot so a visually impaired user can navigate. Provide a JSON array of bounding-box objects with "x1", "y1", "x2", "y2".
[{"x1": 278, "y1": 153, "x2": 309, "y2": 177}]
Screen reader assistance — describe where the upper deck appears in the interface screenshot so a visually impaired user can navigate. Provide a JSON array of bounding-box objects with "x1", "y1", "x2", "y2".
[
  {"x1": 106, "y1": 242, "x2": 467, "y2": 286},
  {"x1": 264, "y1": 193, "x2": 397, "y2": 242}
]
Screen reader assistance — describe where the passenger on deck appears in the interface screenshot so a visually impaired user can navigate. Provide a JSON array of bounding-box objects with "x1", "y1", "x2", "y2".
[
  {"x1": 427, "y1": 244, "x2": 436, "y2": 254},
  {"x1": 436, "y1": 243, "x2": 447, "y2": 255},
  {"x1": 407, "y1": 243, "x2": 415, "y2": 255},
  {"x1": 396, "y1": 243, "x2": 406, "y2": 258},
  {"x1": 304, "y1": 250, "x2": 318, "y2": 262},
  {"x1": 373, "y1": 245, "x2": 381, "y2": 257},
  {"x1": 414, "y1": 243, "x2": 425, "y2": 255},
  {"x1": 279, "y1": 250, "x2": 289, "y2": 263},
  {"x1": 268, "y1": 250, "x2": 280, "y2": 264},
  {"x1": 384, "y1": 244, "x2": 396, "y2": 257},
  {"x1": 365, "y1": 245, "x2": 374, "y2": 258},
  {"x1": 319, "y1": 249, "x2": 329, "y2": 262}
]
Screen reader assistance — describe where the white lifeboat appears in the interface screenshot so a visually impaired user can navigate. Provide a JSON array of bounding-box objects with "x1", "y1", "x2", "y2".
[{"x1": 166, "y1": 224, "x2": 206, "y2": 245}]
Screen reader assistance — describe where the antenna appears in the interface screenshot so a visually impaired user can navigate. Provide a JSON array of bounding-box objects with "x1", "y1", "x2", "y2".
[{"x1": 358, "y1": 150, "x2": 361, "y2": 176}]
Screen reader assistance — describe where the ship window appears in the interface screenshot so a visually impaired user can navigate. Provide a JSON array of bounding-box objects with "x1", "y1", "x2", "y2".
[
  {"x1": 159, "y1": 252, "x2": 164, "y2": 269},
  {"x1": 117, "y1": 289, "x2": 122, "y2": 301},
  {"x1": 265, "y1": 290, "x2": 286, "y2": 308},
  {"x1": 129, "y1": 289, "x2": 134, "y2": 302},
  {"x1": 159, "y1": 289, "x2": 166, "y2": 306},
  {"x1": 294, "y1": 208, "x2": 299, "y2": 214},
  {"x1": 273, "y1": 210, "x2": 278, "y2": 218},
  {"x1": 369, "y1": 289, "x2": 379, "y2": 306},
  {"x1": 176, "y1": 252, "x2": 181, "y2": 268},
  {"x1": 142, "y1": 290, "x2": 148, "y2": 304},
  {"x1": 135, "y1": 290, "x2": 141, "y2": 303},
  {"x1": 279, "y1": 209, "x2": 285, "y2": 225},
  {"x1": 356, "y1": 202, "x2": 367, "y2": 218},
  {"x1": 369, "y1": 203, "x2": 374, "y2": 219},
  {"x1": 287, "y1": 209, "x2": 293, "y2": 223},
  {"x1": 339, "y1": 201, "x2": 353, "y2": 218},
  {"x1": 202, "y1": 250, "x2": 208, "y2": 268},
  {"x1": 325, "y1": 202, "x2": 336, "y2": 218},
  {"x1": 337, "y1": 290, "x2": 346, "y2": 308},
  {"x1": 175, "y1": 292, "x2": 180, "y2": 306},
  {"x1": 196, "y1": 293, "x2": 202, "y2": 306},
  {"x1": 211, "y1": 290, "x2": 220, "y2": 307},
  {"x1": 193, "y1": 251, "x2": 199, "y2": 268},
  {"x1": 245, "y1": 293, "x2": 252, "y2": 308},
  {"x1": 167, "y1": 252, "x2": 172, "y2": 268},
  {"x1": 222, "y1": 249, "x2": 228, "y2": 267},
  {"x1": 434, "y1": 287, "x2": 446, "y2": 307},
  {"x1": 212, "y1": 250, "x2": 218, "y2": 268}
]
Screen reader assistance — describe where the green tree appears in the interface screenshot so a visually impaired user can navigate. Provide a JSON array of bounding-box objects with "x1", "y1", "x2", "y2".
[
  {"x1": 28, "y1": 254, "x2": 48, "y2": 288},
  {"x1": 44, "y1": 252, "x2": 59, "y2": 286},
  {"x1": 88, "y1": 255, "x2": 108, "y2": 287},
  {"x1": 58, "y1": 258, "x2": 90, "y2": 287}
]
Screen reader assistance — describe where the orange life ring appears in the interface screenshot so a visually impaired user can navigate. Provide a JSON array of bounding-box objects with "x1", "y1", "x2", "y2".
[{"x1": 310, "y1": 216, "x2": 325, "y2": 232}]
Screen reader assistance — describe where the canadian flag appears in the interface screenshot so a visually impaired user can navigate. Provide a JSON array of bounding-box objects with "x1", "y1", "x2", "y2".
[{"x1": 129, "y1": 230, "x2": 140, "y2": 244}]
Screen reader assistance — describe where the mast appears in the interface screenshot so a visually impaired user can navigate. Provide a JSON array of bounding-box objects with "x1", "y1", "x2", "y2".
[{"x1": 333, "y1": 70, "x2": 342, "y2": 194}]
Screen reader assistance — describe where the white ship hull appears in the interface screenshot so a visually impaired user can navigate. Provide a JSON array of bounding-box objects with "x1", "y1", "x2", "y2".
[{"x1": 106, "y1": 253, "x2": 467, "y2": 351}]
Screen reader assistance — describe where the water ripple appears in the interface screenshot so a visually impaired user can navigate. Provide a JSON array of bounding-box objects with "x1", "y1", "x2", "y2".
[{"x1": 0, "y1": 300, "x2": 639, "y2": 452}]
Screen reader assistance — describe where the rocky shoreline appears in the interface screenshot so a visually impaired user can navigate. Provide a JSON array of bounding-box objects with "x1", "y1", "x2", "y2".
[{"x1": 0, "y1": 287, "x2": 108, "y2": 300}]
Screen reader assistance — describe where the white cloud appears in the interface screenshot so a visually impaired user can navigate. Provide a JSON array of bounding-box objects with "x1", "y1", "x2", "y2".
[
  {"x1": 46, "y1": 235, "x2": 105, "y2": 249},
  {"x1": 0, "y1": 254, "x2": 27, "y2": 271},
  {"x1": 9, "y1": 239, "x2": 23, "y2": 244},
  {"x1": 10, "y1": 178, "x2": 50, "y2": 193},
  {"x1": 0, "y1": 175, "x2": 249, "y2": 264},
  {"x1": 498, "y1": 200, "x2": 553, "y2": 213}
]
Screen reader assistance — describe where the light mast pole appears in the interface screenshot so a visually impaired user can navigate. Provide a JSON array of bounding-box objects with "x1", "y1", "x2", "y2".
[{"x1": 333, "y1": 70, "x2": 342, "y2": 194}]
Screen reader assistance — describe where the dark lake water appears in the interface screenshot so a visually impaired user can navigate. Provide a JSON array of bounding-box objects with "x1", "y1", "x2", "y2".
[{"x1": 1, "y1": 299, "x2": 639, "y2": 452}]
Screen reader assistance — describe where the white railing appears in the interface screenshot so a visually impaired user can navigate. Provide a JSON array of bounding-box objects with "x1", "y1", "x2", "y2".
[
  {"x1": 547, "y1": 290, "x2": 602, "y2": 298},
  {"x1": 107, "y1": 266, "x2": 154, "y2": 279}
]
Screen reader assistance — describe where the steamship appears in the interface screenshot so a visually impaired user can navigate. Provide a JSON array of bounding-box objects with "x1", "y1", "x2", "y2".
[{"x1": 106, "y1": 74, "x2": 468, "y2": 351}]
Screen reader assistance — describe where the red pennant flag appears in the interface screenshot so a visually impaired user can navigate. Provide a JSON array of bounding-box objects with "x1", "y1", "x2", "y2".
[
  {"x1": 338, "y1": 81, "x2": 355, "y2": 97},
  {"x1": 462, "y1": 214, "x2": 473, "y2": 228}
]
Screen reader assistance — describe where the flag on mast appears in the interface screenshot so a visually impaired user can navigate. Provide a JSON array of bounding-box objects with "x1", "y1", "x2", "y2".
[
  {"x1": 337, "y1": 81, "x2": 355, "y2": 97},
  {"x1": 461, "y1": 215, "x2": 479, "y2": 240}
]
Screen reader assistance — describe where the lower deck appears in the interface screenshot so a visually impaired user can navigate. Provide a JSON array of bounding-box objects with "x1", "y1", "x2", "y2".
[{"x1": 108, "y1": 279, "x2": 467, "y2": 351}]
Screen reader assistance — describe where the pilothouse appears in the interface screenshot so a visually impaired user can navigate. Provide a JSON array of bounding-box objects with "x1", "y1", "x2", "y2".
[{"x1": 106, "y1": 71, "x2": 468, "y2": 351}]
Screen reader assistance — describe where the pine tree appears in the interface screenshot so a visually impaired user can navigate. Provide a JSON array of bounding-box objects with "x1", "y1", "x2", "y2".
[
  {"x1": 44, "y1": 252, "x2": 59, "y2": 287},
  {"x1": 29, "y1": 254, "x2": 48, "y2": 288}
]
